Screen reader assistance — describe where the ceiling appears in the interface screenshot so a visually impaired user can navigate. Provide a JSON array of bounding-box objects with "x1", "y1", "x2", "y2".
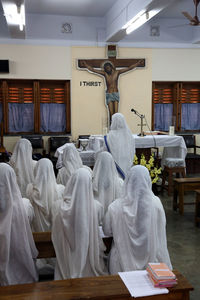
[
  {"x1": 0, "y1": 0, "x2": 200, "y2": 48},
  {"x1": 25, "y1": 0, "x2": 117, "y2": 17}
]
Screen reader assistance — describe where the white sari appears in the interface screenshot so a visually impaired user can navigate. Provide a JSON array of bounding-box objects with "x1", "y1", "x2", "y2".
[
  {"x1": 103, "y1": 165, "x2": 172, "y2": 274},
  {"x1": 52, "y1": 168, "x2": 107, "y2": 279},
  {"x1": 0, "y1": 163, "x2": 38, "y2": 286},
  {"x1": 26, "y1": 158, "x2": 65, "y2": 232},
  {"x1": 56, "y1": 143, "x2": 91, "y2": 186},
  {"x1": 9, "y1": 138, "x2": 37, "y2": 197},
  {"x1": 93, "y1": 151, "x2": 123, "y2": 215},
  {"x1": 105, "y1": 113, "x2": 135, "y2": 178}
]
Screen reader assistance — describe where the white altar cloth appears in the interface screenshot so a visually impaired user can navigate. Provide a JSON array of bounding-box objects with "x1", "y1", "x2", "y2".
[
  {"x1": 78, "y1": 150, "x2": 96, "y2": 167},
  {"x1": 82, "y1": 134, "x2": 187, "y2": 168},
  {"x1": 133, "y1": 134, "x2": 187, "y2": 167},
  {"x1": 54, "y1": 135, "x2": 187, "y2": 169},
  {"x1": 54, "y1": 143, "x2": 96, "y2": 168}
]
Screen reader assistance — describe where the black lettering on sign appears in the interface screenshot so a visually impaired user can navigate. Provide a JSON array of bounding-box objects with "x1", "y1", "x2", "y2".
[{"x1": 80, "y1": 81, "x2": 101, "y2": 87}]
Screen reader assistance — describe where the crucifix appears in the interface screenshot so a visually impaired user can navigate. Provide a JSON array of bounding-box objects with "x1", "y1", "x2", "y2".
[{"x1": 78, "y1": 45, "x2": 145, "y2": 122}]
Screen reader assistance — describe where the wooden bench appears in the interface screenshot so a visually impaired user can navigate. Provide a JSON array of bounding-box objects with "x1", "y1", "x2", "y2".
[
  {"x1": 0, "y1": 271, "x2": 193, "y2": 300},
  {"x1": 162, "y1": 165, "x2": 186, "y2": 196},
  {"x1": 33, "y1": 232, "x2": 56, "y2": 258},
  {"x1": 173, "y1": 177, "x2": 200, "y2": 215},
  {"x1": 33, "y1": 231, "x2": 113, "y2": 258}
]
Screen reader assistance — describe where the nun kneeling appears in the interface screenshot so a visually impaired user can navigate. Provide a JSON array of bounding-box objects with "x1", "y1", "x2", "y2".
[{"x1": 52, "y1": 168, "x2": 108, "y2": 279}]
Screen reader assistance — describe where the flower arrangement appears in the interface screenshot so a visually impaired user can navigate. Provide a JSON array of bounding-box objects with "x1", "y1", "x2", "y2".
[{"x1": 133, "y1": 153, "x2": 162, "y2": 184}]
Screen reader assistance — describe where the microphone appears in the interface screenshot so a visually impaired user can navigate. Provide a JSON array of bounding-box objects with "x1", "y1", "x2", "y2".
[{"x1": 131, "y1": 108, "x2": 137, "y2": 113}]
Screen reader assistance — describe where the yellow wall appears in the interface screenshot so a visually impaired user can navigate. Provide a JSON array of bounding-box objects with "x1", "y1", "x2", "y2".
[
  {"x1": 0, "y1": 44, "x2": 71, "y2": 152},
  {"x1": 71, "y1": 46, "x2": 152, "y2": 139},
  {"x1": 3, "y1": 45, "x2": 152, "y2": 151},
  {"x1": 152, "y1": 48, "x2": 200, "y2": 81},
  {"x1": 4, "y1": 136, "x2": 53, "y2": 153},
  {"x1": 0, "y1": 44, "x2": 71, "y2": 79},
  {"x1": 3, "y1": 44, "x2": 199, "y2": 152}
]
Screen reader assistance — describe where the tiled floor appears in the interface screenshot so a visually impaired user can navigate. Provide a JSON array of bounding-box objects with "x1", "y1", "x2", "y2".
[{"x1": 160, "y1": 189, "x2": 200, "y2": 300}]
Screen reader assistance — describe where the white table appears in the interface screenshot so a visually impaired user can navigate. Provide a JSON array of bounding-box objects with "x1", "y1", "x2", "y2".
[
  {"x1": 133, "y1": 134, "x2": 187, "y2": 167},
  {"x1": 54, "y1": 134, "x2": 187, "y2": 169},
  {"x1": 78, "y1": 150, "x2": 96, "y2": 167},
  {"x1": 82, "y1": 134, "x2": 187, "y2": 167},
  {"x1": 54, "y1": 142, "x2": 97, "y2": 168}
]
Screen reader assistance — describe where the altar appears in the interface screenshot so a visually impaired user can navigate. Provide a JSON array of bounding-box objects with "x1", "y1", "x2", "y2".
[{"x1": 79, "y1": 134, "x2": 187, "y2": 167}]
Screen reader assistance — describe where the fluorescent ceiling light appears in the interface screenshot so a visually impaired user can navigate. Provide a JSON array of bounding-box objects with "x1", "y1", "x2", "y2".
[
  {"x1": 122, "y1": 9, "x2": 146, "y2": 29},
  {"x1": 3, "y1": 3, "x2": 25, "y2": 31},
  {"x1": 126, "y1": 10, "x2": 158, "y2": 35}
]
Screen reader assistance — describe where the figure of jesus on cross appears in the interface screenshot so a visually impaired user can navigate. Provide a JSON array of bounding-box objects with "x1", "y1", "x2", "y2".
[{"x1": 78, "y1": 45, "x2": 145, "y2": 122}]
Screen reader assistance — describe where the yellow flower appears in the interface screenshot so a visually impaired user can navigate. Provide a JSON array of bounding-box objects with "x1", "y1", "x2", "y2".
[
  {"x1": 146, "y1": 164, "x2": 151, "y2": 171},
  {"x1": 133, "y1": 153, "x2": 162, "y2": 183},
  {"x1": 133, "y1": 154, "x2": 138, "y2": 165}
]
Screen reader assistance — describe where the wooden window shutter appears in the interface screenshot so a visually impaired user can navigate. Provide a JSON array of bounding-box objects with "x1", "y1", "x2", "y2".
[
  {"x1": 39, "y1": 80, "x2": 66, "y2": 103},
  {"x1": 4, "y1": 80, "x2": 35, "y2": 134},
  {"x1": 38, "y1": 80, "x2": 71, "y2": 134},
  {"x1": 152, "y1": 82, "x2": 175, "y2": 104},
  {"x1": 7, "y1": 80, "x2": 34, "y2": 103},
  {"x1": 0, "y1": 79, "x2": 70, "y2": 134},
  {"x1": 180, "y1": 82, "x2": 200, "y2": 103},
  {"x1": 152, "y1": 82, "x2": 179, "y2": 131}
]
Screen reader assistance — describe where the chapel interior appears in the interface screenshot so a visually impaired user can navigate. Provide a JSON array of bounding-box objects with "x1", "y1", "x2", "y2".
[{"x1": 0, "y1": 0, "x2": 200, "y2": 299}]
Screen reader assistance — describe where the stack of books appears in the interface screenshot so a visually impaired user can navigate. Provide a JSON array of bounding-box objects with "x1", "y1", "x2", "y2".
[{"x1": 146, "y1": 262, "x2": 177, "y2": 288}]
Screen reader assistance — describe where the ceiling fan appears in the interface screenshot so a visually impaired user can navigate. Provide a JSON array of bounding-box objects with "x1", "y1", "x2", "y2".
[{"x1": 182, "y1": 0, "x2": 200, "y2": 25}]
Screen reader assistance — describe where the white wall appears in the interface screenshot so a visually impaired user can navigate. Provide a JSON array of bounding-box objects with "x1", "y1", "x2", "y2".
[
  {"x1": 152, "y1": 48, "x2": 200, "y2": 81},
  {"x1": 27, "y1": 14, "x2": 104, "y2": 44}
]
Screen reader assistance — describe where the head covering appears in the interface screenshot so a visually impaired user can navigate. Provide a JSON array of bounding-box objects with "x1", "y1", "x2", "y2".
[
  {"x1": 56, "y1": 144, "x2": 83, "y2": 186},
  {"x1": 52, "y1": 168, "x2": 107, "y2": 279},
  {"x1": 9, "y1": 138, "x2": 35, "y2": 197},
  {"x1": 106, "y1": 113, "x2": 135, "y2": 178},
  {"x1": 26, "y1": 158, "x2": 64, "y2": 232},
  {"x1": 0, "y1": 163, "x2": 38, "y2": 286},
  {"x1": 93, "y1": 151, "x2": 123, "y2": 214},
  {"x1": 103, "y1": 165, "x2": 172, "y2": 273},
  {"x1": 55, "y1": 142, "x2": 76, "y2": 169}
]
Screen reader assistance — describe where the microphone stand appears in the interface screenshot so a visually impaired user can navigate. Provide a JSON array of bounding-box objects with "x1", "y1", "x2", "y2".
[{"x1": 131, "y1": 110, "x2": 146, "y2": 137}]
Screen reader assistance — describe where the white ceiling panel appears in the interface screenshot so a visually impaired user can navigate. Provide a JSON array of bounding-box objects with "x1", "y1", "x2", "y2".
[{"x1": 0, "y1": 0, "x2": 199, "y2": 47}]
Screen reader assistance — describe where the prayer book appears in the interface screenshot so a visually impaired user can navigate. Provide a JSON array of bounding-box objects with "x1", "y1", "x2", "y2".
[
  {"x1": 146, "y1": 263, "x2": 177, "y2": 288},
  {"x1": 148, "y1": 273, "x2": 177, "y2": 288},
  {"x1": 147, "y1": 263, "x2": 176, "y2": 280}
]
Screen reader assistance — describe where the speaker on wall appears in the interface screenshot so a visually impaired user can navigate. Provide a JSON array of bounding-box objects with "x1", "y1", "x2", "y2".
[{"x1": 0, "y1": 60, "x2": 9, "y2": 73}]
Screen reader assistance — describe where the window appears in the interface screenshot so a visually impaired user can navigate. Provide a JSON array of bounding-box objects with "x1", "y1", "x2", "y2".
[
  {"x1": 152, "y1": 82, "x2": 200, "y2": 132},
  {"x1": 0, "y1": 82, "x2": 2, "y2": 124},
  {"x1": 6, "y1": 80, "x2": 34, "y2": 133},
  {"x1": 0, "y1": 79, "x2": 70, "y2": 134},
  {"x1": 179, "y1": 83, "x2": 200, "y2": 131}
]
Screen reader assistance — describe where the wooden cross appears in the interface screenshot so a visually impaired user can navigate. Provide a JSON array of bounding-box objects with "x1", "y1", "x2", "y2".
[
  {"x1": 78, "y1": 45, "x2": 145, "y2": 69},
  {"x1": 78, "y1": 45, "x2": 145, "y2": 122}
]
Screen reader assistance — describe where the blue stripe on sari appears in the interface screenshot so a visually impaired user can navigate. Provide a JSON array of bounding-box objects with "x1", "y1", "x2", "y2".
[{"x1": 104, "y1": 135, "x2": 125, "y2": 180}]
